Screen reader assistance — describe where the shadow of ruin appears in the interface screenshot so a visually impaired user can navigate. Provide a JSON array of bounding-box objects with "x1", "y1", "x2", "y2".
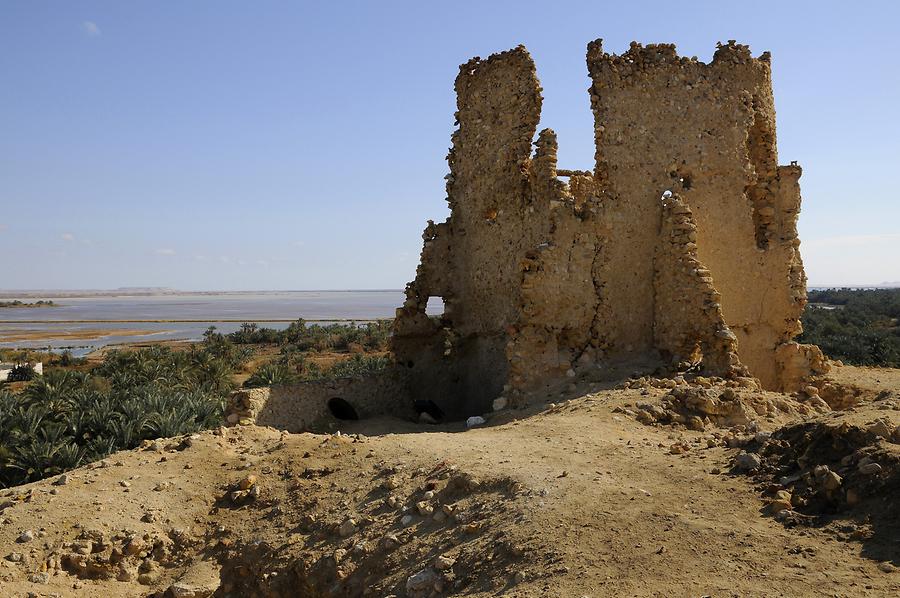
[{"x1": 227, "y1": 38, "x2": 829, "y2": 429}]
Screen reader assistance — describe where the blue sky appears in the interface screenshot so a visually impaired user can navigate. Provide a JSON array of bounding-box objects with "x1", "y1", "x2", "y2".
[{"x1": 1, "y1": 1, "x2": 898, "y2": 290}]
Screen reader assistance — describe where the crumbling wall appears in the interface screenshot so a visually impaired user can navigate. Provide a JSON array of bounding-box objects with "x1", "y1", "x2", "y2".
[
  {"x1": 393, "y1": 39, "x2": 825, "y2": 419},
  {"x1": 653, "y1": 193, "x2": 746, "y2": 378},
  {"x1": 507, "y1": 130, "x2": 610, "y2": 392},
  {"x1": 393, "y1": 46, "x2": 549, "y2": 418},
  {"x1": 225, "y1": 373, "x2": 412, "y2": 432},
  {"x1": 586, "y1": 40, "x2": 820, "y2": 390}
]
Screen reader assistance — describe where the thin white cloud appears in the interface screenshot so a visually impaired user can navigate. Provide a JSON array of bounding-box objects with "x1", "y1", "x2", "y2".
[
  {"x1": 193, "y1": 254, "x2": 208, "y2": 262},
  {"x1": 154, "y1": 248, "x2": 176, "y2": 256},
  {"x1": 61, "y1": 232, "x2": 75, "y2": 241},
  {"x1": 81, "y1": 21, "x2": 101, "y2": 36}
]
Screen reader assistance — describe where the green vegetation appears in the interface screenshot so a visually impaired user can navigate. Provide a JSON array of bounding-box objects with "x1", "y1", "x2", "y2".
[
  {"x1": 226, "y1": 319, "x2": 390, "y2": 352},
  {"x1": 0, "y1": 339, "x2": 243, "y2": 487},
  {"x1": 6, "y1": 364, "x2": 36, "y2": 382},
  {"x1": 320, "y1": 353, "x2": 390, "y2": 378},
  {"x1": 0, "y1": 318, "x2": 392, "y2": 486},
  {"x1": 800, "y1": 288, "x2": 900, "y2": 367},
  {"x1": 243, "y1": 362, "x2": 299, "y2": 388},
  {"x1": 0, "y1": 300, "x2": 55, "y2": 308},
  {"x1": 242, "y1": 342, "x2": 390, "y2": 388},
  {"x1": 222, "y1": 319, "x2": 392, "y2": 388},
  {"x1": 0, "y1": 348, "x2": 85, "y2": 368},
  {"x1": 0, "y1": 320, "x2": 392, "y2": 485}
]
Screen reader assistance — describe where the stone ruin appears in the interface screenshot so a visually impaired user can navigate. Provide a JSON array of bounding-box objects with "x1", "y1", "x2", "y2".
[{"x1": 391, "y1": 39, "x2": 828, "y2": 420}]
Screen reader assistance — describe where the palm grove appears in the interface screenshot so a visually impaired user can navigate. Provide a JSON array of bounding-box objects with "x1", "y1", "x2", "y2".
[{"x1": 0, "y1": 320, "x2": 389, "y2": 487}]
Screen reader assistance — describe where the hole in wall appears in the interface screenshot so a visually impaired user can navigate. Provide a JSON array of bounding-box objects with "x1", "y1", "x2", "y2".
[
  {"x1": 413, "y1": 399, "x2": 444, "y2": 421},
  {"x1": 327, "y1": 397, "x2": 359, "y2": 420},
  {"x1": 425, "y1": 296, "x2": 446, "y2": 317}
]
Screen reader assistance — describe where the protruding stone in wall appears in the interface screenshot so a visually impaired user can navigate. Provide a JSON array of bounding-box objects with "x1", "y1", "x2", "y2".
[{"x1": 776, "y1": 341, "x2": 830, "y2": 392}]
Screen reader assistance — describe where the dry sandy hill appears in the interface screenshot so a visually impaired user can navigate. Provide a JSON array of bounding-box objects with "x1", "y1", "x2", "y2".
[{"x1": 1, "y1": 365, "x2": 898, "y2": 597}]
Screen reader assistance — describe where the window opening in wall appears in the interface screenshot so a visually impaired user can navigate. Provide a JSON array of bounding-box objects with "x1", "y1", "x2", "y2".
[{"x1": 425, "y1": 296, "x2": 446, "y2": 317}]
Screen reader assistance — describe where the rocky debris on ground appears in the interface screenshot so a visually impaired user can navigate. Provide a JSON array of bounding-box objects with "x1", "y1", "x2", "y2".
[
  {"x1": 227, "y1": 474, "x2": 262, "y2": 504},
  {"x1": 731, "y1": 412, "x2": 899, "y2": 536},
  {"x1": 211, "y1": 461, "x2": 531, "y2": 597},
  {"x1": 624, "y1": 383, "x2": 831, "y2": 433},
  {"x1": 1, "y1": 526, "x2": 202, "y2": 589}
]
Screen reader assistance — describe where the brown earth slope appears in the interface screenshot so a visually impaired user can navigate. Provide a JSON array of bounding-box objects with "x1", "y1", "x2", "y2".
[{"x1": 1, "y1": 365, "x2": 898, "y2": 597}]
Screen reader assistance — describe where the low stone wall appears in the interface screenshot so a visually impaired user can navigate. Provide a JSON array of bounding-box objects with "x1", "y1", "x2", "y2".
[{"x1": 225, "y1": 373, "x2": 412, "y2": 433}]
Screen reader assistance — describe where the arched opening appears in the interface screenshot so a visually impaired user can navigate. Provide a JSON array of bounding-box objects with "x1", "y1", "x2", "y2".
[{"x1": 327, "y1": 397, "x2": 359, "y2": 420}]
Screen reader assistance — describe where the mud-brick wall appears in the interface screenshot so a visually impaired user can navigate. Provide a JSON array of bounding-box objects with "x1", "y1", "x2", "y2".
[
  {"x1": 224, "y1": 373, "x2": 412, "y2": 433},
  {"x1": 586, "y1": 40, "x2": 808, "y2": 389},
  {"x1": 392, "y1": 38, "x2": 825, "y2": 419},
  {"x1": 392, "y1": 46, "x2": 550, "y2": 418}
]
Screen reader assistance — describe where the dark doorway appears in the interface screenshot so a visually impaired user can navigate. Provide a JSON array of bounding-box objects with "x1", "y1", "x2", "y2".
[
  {"x1": 327, "y1": 397, "x2": 359, "y2": 420},
  {"x1": 413, "y1": 399, "x2": 444, "y2": 421}
]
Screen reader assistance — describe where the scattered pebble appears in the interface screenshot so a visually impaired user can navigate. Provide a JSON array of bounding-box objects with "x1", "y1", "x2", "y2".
[
  {"x1": 339, "y1": 518, "x2": 357, "y2": 537},
  {"x1": 734, "y1": 452, "x2": 762, "y2": 471},
  {"x1": 406, "y1": 568, "x2": 439, "y2": 592}
]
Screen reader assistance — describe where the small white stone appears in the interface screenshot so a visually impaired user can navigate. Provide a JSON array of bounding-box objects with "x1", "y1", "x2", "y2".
[
  {"x1": 466, "y1": 416, "x2": 486, "y2": 428},
  {"x1": 433, "y1": 555, "x2": 455, "y2": 570},
  {"x1": 406, "y1": 568, "x2": 439, "y2": 592}
]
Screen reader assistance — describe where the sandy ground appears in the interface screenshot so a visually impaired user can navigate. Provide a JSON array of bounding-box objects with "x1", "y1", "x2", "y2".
[{"x1": 0, "y1": 365, "x2": 898, "y2": 597}]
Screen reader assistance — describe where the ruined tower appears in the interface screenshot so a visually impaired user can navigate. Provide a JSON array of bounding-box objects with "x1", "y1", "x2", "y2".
[{"x1": 392, "y1": 40, "x2": 827, "y2": 418}]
